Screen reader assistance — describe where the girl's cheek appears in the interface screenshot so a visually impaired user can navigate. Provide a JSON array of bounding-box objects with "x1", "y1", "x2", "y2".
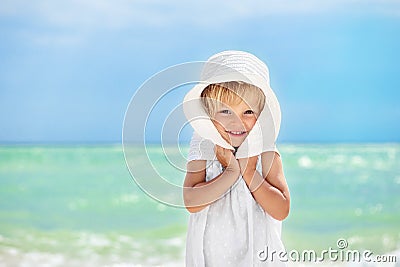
[{"x1": 245, "y1": 119, "x2": 257, "y2": 131}]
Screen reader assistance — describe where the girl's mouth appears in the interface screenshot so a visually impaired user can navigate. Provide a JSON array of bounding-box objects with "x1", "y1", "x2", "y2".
[{"x1": 226, "y1": 131, "x2": 247, "y2": 136}]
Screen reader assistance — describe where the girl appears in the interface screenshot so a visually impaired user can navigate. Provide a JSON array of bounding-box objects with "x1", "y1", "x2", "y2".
[{"x1": 182, "y1": 50, "x2": 290, "y2": 266}]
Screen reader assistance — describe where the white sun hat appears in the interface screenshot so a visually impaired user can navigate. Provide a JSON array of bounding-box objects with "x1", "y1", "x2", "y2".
[{"x1": 183, "y1": 50, "x2": 281, "y2": 159}]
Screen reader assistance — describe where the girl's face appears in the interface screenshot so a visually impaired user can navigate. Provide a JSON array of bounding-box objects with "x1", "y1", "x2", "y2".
[{"x1": 211, "y1": 97, "x2": 260, "y2": 147}]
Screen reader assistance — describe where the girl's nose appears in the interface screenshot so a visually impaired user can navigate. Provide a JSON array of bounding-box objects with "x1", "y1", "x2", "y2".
[{"x1": 229, "y1": 114, "x2": 244, "y2": 127}]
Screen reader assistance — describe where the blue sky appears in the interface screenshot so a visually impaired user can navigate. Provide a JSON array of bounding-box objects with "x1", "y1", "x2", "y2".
[{"x1": 0, "y1": 0, "x2": 399, "y2": 143}]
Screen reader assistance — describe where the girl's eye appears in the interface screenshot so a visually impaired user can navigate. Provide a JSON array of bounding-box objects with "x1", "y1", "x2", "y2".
[
  {"x1": 244, "y1": 110, "x2": 254, "y2": 115},
  {"x1": 220, "y1": 109, "x2": 231, "y2": 114}
]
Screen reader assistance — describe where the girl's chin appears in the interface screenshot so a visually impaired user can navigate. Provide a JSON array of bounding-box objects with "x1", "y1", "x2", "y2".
[{"x1": 222, "y1": 135, "x2": 247, "y2": 147}]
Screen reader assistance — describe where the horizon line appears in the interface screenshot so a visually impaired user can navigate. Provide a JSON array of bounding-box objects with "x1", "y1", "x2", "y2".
[{"x1": 1, "y1": 140, "x2": 399, "y2": 146}]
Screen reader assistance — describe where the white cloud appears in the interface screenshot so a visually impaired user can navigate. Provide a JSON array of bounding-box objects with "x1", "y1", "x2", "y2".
[
  {"x1": 1, "y1": 0, "x2": 399, "y2": 30},
  {"x1": 1, "y1": 0, "x2": 399, "y2": 46}
]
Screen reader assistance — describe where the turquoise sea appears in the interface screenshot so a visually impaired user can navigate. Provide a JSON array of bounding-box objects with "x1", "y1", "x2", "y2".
[{"x1": 0, "y1": 144, "x2": 399, "y2": 266}]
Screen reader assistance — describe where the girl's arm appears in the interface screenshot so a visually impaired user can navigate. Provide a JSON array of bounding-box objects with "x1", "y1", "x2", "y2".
[
  {"x1": 239, "y1": 151, "x2": 290, "y2": 221},
  {"x1": 183, "y1": 146, "x2": 240, "y2": 213}
]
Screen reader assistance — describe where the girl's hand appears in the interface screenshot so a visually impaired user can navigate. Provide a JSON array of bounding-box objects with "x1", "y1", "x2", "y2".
[
  {"x1": 238, "y1": 156, "x2": 258, "y2": 182},
  {"x1": 215, "y1": 145, "x2": 239, "y2": 170}
]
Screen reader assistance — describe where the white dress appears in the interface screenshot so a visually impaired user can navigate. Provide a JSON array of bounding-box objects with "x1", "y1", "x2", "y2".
[{"x1": 185, "y1": 133, "x2": 288, "y2": 267}]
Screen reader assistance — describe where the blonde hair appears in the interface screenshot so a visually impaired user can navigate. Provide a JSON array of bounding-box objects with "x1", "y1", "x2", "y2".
[{"x1": 200, "y1": 81, "x2": 265, "y2": 117}]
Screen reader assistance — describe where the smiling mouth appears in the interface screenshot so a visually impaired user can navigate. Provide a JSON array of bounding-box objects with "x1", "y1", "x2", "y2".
[{"x1": 226, "y1": 131, "x2": 247, "y2": 136}]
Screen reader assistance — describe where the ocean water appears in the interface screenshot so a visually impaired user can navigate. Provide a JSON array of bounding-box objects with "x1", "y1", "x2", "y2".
[{"x1": 0, "y1": 144, "x2": 399, "y2": 266}]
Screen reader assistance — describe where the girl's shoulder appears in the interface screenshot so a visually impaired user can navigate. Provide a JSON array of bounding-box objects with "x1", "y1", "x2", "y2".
[{"x1": 188, "y1": 132, "x2": 215, "y2": 161}]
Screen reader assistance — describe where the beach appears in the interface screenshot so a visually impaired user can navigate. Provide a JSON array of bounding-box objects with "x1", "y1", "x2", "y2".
[{"x1": 0, "y1": 144, "x2": 399, "y2": 266}]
